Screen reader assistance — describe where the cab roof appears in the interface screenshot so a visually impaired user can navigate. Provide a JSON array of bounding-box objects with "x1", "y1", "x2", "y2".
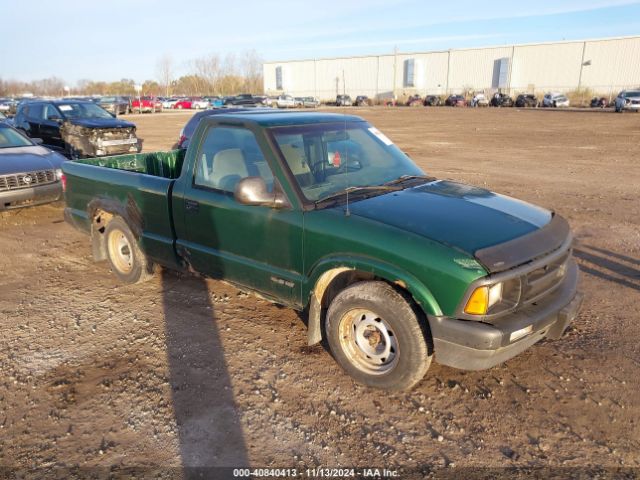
[{"x1": 207, "y1": 110, "x2": 365, "y2": 127}]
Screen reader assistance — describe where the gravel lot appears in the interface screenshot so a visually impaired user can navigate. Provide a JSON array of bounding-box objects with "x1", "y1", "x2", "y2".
[{"x1": 1, "y1": 107, "x2": 638, "y2": 479}]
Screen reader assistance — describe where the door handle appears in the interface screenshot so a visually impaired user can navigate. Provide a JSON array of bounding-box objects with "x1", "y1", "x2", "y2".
[{"x1": 185, "y1": 199, "x2": 200, "y2": 213}]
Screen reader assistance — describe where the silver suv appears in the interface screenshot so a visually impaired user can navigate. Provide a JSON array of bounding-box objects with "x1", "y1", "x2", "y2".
[{"x1": 614, "y1": 90, "x2": 640, "y2": 113}]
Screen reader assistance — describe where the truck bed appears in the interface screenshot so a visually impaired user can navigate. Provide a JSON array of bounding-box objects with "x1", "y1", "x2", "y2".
[
  {"x1": 63, "y1": 150, "x2": 186, "y2": 269},
  {"x1": 74, "y1": 149, "x2": 185, "y2": 179}
]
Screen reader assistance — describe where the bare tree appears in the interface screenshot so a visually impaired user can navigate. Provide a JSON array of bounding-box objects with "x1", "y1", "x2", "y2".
[
  {"x1": 193, "y1": 54, "x2": 221, "y2": 94},
  {"x1": 156, "y1": 54, "x2": 174, "y2": 97},
  {"x1": 239, "y1": 49, "x2": 264, "y2": 94}
]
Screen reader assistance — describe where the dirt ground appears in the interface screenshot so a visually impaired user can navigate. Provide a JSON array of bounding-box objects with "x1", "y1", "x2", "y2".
[{"x1": 0, "y1": 107, "x2": 638, "y2": 479}]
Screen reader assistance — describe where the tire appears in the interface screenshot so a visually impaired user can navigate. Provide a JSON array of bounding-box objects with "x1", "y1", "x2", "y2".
[
  {"x1": 325, "y1": 281, "x2": 432, "y2": 391},
  {"x1": 104, "y1": 217, "x2": 155, "y2": 284}
]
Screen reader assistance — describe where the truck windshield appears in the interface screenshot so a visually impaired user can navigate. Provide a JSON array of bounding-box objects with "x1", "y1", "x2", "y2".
[
  {"x1": 270, "y1": 122, "x2": 424, "y2": 203},
  {"x1": 57, "y1": 103, "x2": 113, "y2": 119}
]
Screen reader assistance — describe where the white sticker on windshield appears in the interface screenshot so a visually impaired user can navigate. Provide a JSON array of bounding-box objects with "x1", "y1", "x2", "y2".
[
  {"x1": 368, "y1": 127, "x2": 393, "y2": 146},
  {"x1": 58, "y1": 105, "x2": 72, "y2": 111}
]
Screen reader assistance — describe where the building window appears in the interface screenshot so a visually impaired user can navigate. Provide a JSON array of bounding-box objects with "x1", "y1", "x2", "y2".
[
  {"x1": 276, "y1": 66, "x2": 283, "y2": 90},
  {"x1": 404, "y1": 59, "x2": 415, "y2": 87}
]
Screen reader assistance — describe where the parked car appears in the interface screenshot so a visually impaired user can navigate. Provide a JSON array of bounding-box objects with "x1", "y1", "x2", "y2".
[
  {"x1": 13, "y1": 99, "x2": 140, "y2": 158},
  {"x1": 515, "y1": 94, "x2": 539, "y2": 108},
  {"x1": 173, "y1": 98, "x2": 193, "y2": 110},
  {"x1": 205, "y1": 96, "x2": 224, "y2": 108},
  {"x1": 470, "y1": 93, "x2": 489, "y2": 107},
  {"x1": 301, "y1": 97, "x2": 320, "y2": 108},
  {"x1": 253, "y1": 96, "x2": 270, "y2": 106},
  {"x1": 294, "y1": 97, "x2": 305, "y2": 107},
  {"x1": 132, "y1": 96, "x2": 163, "y2": 113},
  {"x1": 276, "y1": 95, "x2": 297, "y2": 108},
  {"x1": 161, "y1": 97, "x2": 179, "y2": 109},
  {"x1": 0, "y1": 98, "x2": 11, "y2": 114},
  {"x1": 191, "y1": 98, "x2": 210, "y2": 109},
  {"x1": 542, "y1": 93, "x2": 570, "y2": 108},
  {"x1": 445, "y1": 94, "x2": 466, "y2": 107},
  {"x1": 423, "y1": 95, "x2": 442, "y2": 106},
  {"x1": 63, "y1": 111, "x2": 583, "y2": 391},
  {"x1": 590, "y1": 97, "x2": 608, "y2": 108},
  {"x1": 490, "y1": 93, "x2": 514, "y2": 107},
  {"x1": 354, "y1": 95, "x2": 370, "y2": 106},
  {"x1": 0, "y1": 98, "x2": 19, "y2": 115},
  {"x1": 406, "y1": 95, "x2": 423, "y2": 107},
  {"x1": 336, "y1": 94, "x2": 353, "y2": 106},
  {"x1": 0, "y1": 122, "x2": 67, "y2": 210},
  {"x1": 97, "y1": 96, "x2": 130, "y2": 115},
  {"x1": 224, "y1": 94, "x2": 263, "y2": 107},
  {"x1": 614, "y1": 90, "x2": 640, "y2": 113},
  {"x1": 265, "y1": 96, "x2": 279, "y2": 107}
]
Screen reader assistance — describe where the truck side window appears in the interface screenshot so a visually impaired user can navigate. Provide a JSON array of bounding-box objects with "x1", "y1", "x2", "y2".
[
  {"x1": 42, "y1": 104, "x2": 61, "y2": 120},
  {"x1": 194, "y1": 127, "x2": 274, "y2": 193},
  {"x1": 26, "y1": 104, "x2": 43, "y2": 121}
]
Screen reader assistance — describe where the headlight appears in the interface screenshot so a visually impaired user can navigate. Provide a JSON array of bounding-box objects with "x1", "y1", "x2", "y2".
[{"x1": 464, "y1": 278, "x2": 521, "y2": 316}]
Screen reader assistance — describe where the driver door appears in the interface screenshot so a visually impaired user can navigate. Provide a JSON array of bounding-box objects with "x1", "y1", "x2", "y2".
[
  {"x1": 178, "y1": 125, "x2": 304, "y2": 306},
  {"x1": 39, "y1": 104, "x2": 65, "y2": 151}
]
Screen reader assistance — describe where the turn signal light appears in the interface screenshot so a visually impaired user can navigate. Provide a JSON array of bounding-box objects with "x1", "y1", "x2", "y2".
[{"x1": 464, "y1": 286, "x2": 489, "y2": 315}]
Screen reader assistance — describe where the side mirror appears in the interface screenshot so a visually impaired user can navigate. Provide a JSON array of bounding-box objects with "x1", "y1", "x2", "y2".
[
  {"x1": 234, "y1": 177, "x2": 289, "y2": 208},
  {"x1": 31, "y1": 138, "x2": 43, "y2": 145},
  {"x1": 49, "y1": 115, "x2": 63, "y2": 123}
]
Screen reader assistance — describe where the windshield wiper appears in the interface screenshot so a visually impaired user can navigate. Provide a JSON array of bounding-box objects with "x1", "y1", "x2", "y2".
[
  {"x1": 315, "y1": 185, "x2": 402, "y2": 208},
  {"x1": 383, "y1": 174, "x2": 437, "y2": 187}
]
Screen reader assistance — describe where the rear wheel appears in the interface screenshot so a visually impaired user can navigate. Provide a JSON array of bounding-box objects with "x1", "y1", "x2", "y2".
[
  {"x1": 105, "y1": 217, "x2": 155, "y2": 284},
  {"x1": 325, "y1": 281, "x2": 432, "y2": 391}
]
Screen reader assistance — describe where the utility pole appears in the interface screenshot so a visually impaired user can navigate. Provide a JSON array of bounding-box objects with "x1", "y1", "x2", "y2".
[
  {"x1": 507, "y1": 45, "x2": 515, "y2": 95},
  {"x1": 375, "y1": 55, "x2": 380, "y2": 98},
  {"x1": 445, "y1": 49, "x2": 451, "y2": 94},
  {"x1": 392, "y1": 46, "x2": 398, "y2": 97},
  {"x1": 577, "y1": 41, "x2": 587, "y2": 91}
]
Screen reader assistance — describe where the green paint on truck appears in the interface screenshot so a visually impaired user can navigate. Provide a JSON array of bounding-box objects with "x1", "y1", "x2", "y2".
[{"x1": 63, "y1": 111, "x2": 582, "y2": 391}]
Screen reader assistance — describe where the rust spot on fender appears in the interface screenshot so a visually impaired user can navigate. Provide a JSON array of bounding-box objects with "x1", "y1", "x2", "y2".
[{"x1": 394, "y1": 279, "x2": 407, "y2": 289}]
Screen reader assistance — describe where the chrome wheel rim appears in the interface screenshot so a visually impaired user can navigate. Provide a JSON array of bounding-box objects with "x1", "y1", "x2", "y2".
[
  {"x1": 107, "y1": 230, "x2": 133, "y2": 274},
  {"x1": 338, "y1": 309, "x2": 399, "y2": 375}
]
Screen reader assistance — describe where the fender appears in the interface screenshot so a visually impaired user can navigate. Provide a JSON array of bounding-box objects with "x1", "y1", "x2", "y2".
[
  {"x1": 304, "y1": 255, "x2": 443, "y2": 345},
  {"x1": 86, "y1": 194, "x2": 144, "y2": 261}
]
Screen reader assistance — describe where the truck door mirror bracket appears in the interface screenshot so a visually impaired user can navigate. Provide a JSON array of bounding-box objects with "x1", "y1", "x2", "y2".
[{"x1": 234, "y1": 176, "x2": 289, "y2": 209}]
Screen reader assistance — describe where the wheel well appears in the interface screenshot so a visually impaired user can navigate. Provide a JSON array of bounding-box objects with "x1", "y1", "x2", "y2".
[
  {"x1": 89, "y1": 209, "x2": 116, "y2": 262},
  {"x1": 306, "y1": 268, "x2": 430, "y2": 346}
]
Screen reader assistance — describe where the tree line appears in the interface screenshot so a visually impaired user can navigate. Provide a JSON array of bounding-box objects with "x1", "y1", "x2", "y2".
[{"x1": 0, "y1": 50, "x2": 263, "y2": 97}]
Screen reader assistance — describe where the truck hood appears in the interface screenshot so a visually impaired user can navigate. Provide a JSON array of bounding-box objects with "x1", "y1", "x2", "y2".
[
  {"x1": 67, "y1": 118, "x2": 135, "y2": 129},
  {"x1": 344, "y1": 180, "x2": 552, "y2": 256},
  {"x1": 0, "y1": 146, "x2": 66, "y2": 174}
]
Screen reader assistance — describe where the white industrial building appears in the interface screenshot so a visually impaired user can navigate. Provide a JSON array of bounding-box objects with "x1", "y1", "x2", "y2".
[{"x1": 263, "y1": 35, "x2": 640, "y2": 101}]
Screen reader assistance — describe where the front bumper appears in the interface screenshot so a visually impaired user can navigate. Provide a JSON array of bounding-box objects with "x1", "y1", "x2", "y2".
[
  {"x1": 0, "y1": 181, "x2": 62, "y2": 210},
  {"x1": 429, "y1": 259, "x2": 582, "y2": 371}
]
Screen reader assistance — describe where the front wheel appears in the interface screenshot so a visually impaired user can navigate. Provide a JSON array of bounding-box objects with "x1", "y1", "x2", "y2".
[
  {"x1": 105, "y1": 217, "x2": 155, "y2": 284},
  {"x1": 325, "y1": 281, "x2": 432, "y2": 391}
]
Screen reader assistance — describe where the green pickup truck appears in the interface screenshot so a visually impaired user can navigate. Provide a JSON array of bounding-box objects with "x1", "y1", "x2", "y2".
[{"x1": 63, "y1": 111, "x2": 583, "y2": 390}]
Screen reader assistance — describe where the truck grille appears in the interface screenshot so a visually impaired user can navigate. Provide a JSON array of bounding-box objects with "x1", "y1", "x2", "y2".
[
  {"x1": 99, "y1": 128, "x2": 135, "y2": 140},
  {"x1": 520, "y1": 249, "x2": 570, "y2": 305},
  {"x1": 0, "y1": 170, "x2": 56, "y2": 191}
]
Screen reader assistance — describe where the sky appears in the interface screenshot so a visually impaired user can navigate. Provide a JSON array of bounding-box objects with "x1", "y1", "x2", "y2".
[{"x1": 1, "y1": 0, "x2": 640, "y2": 84}]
